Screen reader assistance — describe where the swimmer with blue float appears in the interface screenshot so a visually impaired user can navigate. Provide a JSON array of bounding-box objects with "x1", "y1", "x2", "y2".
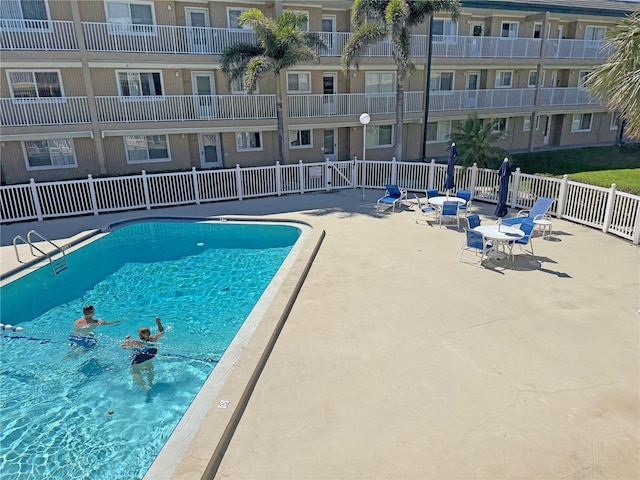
[{"x1": 122, "y1": 317, "x2": 164, "y2": 390}]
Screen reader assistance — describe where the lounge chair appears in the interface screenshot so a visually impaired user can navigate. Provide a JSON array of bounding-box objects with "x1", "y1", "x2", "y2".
[
  {"x1": 459, "y1": 229, "x2": 492, "y2": 267},
  {"x1": 439, "y1": 200, "x2": 460, "y2": 229},
  {"x1": 502, "y1": 196, "x2": 554, "y2": 227},
  {"x1": 376, "y1": 184, "x2": 407, "y2": 212},
  {"x1": 412, "y1": 194, "x2": 436, "y2": 224}
]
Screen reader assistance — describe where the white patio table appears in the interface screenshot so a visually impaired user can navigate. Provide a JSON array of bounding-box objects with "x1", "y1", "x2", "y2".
[
  {"x1": 427, "y1": 196, "x2": 467, "y2": 208},
  {"x1": 474, "y1": 224, "x2": 524, "y2": 260}
]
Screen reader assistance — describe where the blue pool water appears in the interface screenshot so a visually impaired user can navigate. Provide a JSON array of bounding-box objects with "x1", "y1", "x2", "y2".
[{"x1": 0, "y1": 220, "x2": 301, "y2": 480}]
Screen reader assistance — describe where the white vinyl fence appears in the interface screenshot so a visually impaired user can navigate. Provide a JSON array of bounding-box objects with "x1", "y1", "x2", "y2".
[{"x1": 2, "y1": 159, "x2": 639, "y2": 244}]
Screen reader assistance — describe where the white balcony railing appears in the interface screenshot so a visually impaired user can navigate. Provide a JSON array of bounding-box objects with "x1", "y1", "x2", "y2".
[
  {"x1": 288, "y1": 92, "x2": 424, "y2": 118},
  {"x1": 538, "y1": 87, "x2": 601, "y2": 106},
  {"x1": 95, "y1": 95, "x2": 276, "y2": 123},
  {"x1": 543, "y1": 39, "x2": 610, "y2": 59},
  {"x1": 431, "y1": 36, "x2": 542, "y2": 58},
  {"x1": 0, "y1": 19, "x2": 78, "y2": 50},
  {"x1": 429, "y1": 88, "x2": 537, "y2": 111},
  {"x1": 316, "y1": 32, "x2": 427, "y2": 57},
  {"x1": 1, "y1": 97, "x2": 90, "y2": 126}
]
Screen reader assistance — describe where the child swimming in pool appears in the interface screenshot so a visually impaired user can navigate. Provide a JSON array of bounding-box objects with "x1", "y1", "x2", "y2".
[{"x1": 122, "y1": 317, "x2": 164, "y2": 390}]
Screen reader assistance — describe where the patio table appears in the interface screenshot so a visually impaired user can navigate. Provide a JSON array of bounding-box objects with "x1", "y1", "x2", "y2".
[{"x1": 474, "y1": 224, "x2": 524, "y2": 260}]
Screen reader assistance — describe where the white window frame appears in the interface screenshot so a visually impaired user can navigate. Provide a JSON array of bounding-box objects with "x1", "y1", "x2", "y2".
[
  {"x1": 584, "y1": 25, "x2": 606, "y2": 42},
  {"x1": 533, "y1": 22, "x2": 543, "y2": 39},
  {"x1": 124, "y1": 134, "x2": 170, "y2": 163},
  {"x1": 286, "y1": 72, "x2": 311, "y2": 93},
  {"x1": 501, "y1": 21, "x2": 519, "y2": 38},
  {"x1": 0, "y1": 0, "x2": 51, "y2": 31},
  {"x1": 365, "y1": 71, "x2": 396, "y2": 94},
  {"x1": 493, "y1": 117, "x2": 508, "y2": 133},
  {"x1": 227, "y1": 7, "x2": 251, "y2": 30},
  {"x1": 289, "y1": 129, "x2": 313, "y2": 149},
  {"x1": 116, "y1": 70, "x2": 164, "y2": 98},
  {"x1": 22, "y1": 138, "x2": 77, "y2": 170},
  {"x1": 431, "y1": 18, "x2": 458, "y2": 43},
  {"x1": 236, "y1": 131, "x2": 263, "y2": 152},
  {"x1": 610, "y1": 113, "x2": 620, "y2": 131},
  {"x1": 285, "y1": 9, "x2": 309, "y2": 31},
  {"x1": 534, "y1": 115, "x2": 541, "y2": 131},
  {"x1": 105, "y1": 0, "x2": 156, "y2": 35},
  {"x1": 230, "y1": 76, "x2": 259, "y2": 94},
  {"x1": 523, "y1": 116, "x2": 531, "y2": 132},
  {"x1": 366, "y1": 124, "x2": 394, "y2": 148},
  {"x1": 425, "y1": 121, "x2": 451, "y2": 143},
  {"x1": 571, "y1": 113, "x2": 592, "y2": 132},
  {"x1": 6, "y1": 69, "x2": 64, "y2": 100},
  {"x1": 527, "y1": 70, "x2": 538, "y2": 88},
  {"x1": 495, "y1": 70, "x2": 513, "y2": 88},
  {"x1": 430, "y1": 71, "x2": 454, "y2": 92}
]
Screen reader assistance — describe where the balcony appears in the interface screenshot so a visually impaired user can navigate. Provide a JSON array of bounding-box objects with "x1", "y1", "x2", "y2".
[
  {"x1": 95, "y1": 94, "x2": 276, "y2": 123},
  {"x1": 0, "y1": 19, "x2": 78, "y2": 50},
  {"x1": 1, "y1": 97, "x2": 90, "y2": 126},
  {"x1": 538, "y1": 87, "x2": 601, "y2": 106},
  {"x1": 317, "y1": 32, "x2": 427, "y2": 57},
  {"x1": 288, "y1": 92, "x2": 424, "y2": 118},
  {"x1": 543, "y1": 39, "x2": 610, "y2": 59},
  {"x1": 431, "y1": 35, "x2": 542, "y2": 59},
  {"x1": 429, "y1": 88, "x2": 536, "y2": 111}
]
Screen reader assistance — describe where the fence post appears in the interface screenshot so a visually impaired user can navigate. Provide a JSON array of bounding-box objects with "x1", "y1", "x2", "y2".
[
  {"x1": 602, "y1": 183, "x2": 617, "y2": 234},
  {"x1": 191, "y1": 167, "x2": 201, "y2": 205},
  {"x1": 428, "y1": 159, "x2": 435, "y2": 190},
  {"x1": 469, "y1": 163, "x2": 478, "y2": 195},
  {"x1": 556, "y1": 174, "x2": 569, "y2": 218},
  {"x1": 510, "y1": 167, "x2": 521, "y2": 207},
  {"x1": 391, "y1": 157, "x2": 397, "y2": 185},
  {"x1": 352, "y1": 155, "x2": 357, "y2": 189},
  {"x1": 632, "y1": 201, "x2": 640, "y2": 245},
  {"x1": 29, "y1": 178, "x2": 43, "y2": 222},
  {"x1": 87, "y1": 174, "x2": 99, "y2": 215},
  {"x1": 325, "y1": 158, "x2": 331, "y2": 191},
  {"x1": 299, "y1": 160, "x2": 305, "y2": 194},
  {"x1": 275, "y1": 162, "x2": 282, "y2": 196},
  {"x1": 235, "y1": 164, "x2": 243, "y2": 200},
  {"x1": 141, "y1": 170, "x2": 151, "y2": 210}
]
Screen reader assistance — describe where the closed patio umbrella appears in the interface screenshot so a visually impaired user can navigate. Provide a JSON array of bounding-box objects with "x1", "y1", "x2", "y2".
[
  {"x1": 444, "y1": 143, "x2": 457, "y2": 197},
  {"x1": 494, "y1": 157, "x2": 511, "y2": 229}
]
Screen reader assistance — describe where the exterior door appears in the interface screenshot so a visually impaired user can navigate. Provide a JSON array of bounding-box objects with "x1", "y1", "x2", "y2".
[
  {"x1": 323, "y1": 73, "x2": 336, "y2": 115},
  {"x1": 322, "y1": 15, "x2": 337, "y2": 55},
  {"x1": 323, "y1": 129, "x2": 337, "y2": 161},
  {"x1": 543, "y1": 116, "x2": 551, "y2": 145},
  {"x1": 469, "y1": 22, "x2": 484, "y2": 56},
  {"x1": 464, "y1": 72, "x2": 479, "y2": 108},
  {"x1": 186, "y1": 8, "x2": 210, "y2": 53},
  {"x1": 192, "y1": 72, "x2": 216, "y2": 118},
  {"x1": 199, "y1": 133, "x2": 222, "y2": 168}
]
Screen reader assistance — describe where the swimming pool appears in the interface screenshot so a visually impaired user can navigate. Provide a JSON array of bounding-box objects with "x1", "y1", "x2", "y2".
[{"x1": 0, "y1": 219, "x2": 306, "y2": 480}]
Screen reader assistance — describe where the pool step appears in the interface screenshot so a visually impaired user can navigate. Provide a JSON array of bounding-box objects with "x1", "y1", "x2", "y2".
[{"x1": 51, "y1": 256, "x2": 68, "y2": 275}]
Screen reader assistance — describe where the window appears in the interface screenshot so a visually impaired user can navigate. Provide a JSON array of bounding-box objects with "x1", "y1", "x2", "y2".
[
  {"x1": 528, "y1": 71, "x2": 538, "y2": 88},
  {"x1": 117, "y1": 71, "x2": 162, "y2": 96},
  {"x1": 0, "y1": 0, "x2": 50, "y2": 29},
  {"x1": 366, "y1": 125, "x2": 393, "y2": 148},
  {"x1": 493, "y1": 117, "x2": 508, "y2": 132},
  {"x1": 501, "y1": 21, "x2": 518, "y2": 38},
  {"x1": 236, "y1": 131, "x2": 262, "y2": 151},
  {"x1": 535, "y1": 115, "x2": 541, "y2": 131},
  {"x1": 289, "y1": 129, "x2": 312, "y2": 148},
  {"x1": 285, "y1": 9, "x2": 309, "y2": 31},
  {"x1": 124, "y1": 135, "x2": 169, "y2": 163},
  {"x1": 287, "y1": 72, "x2": 311, "y2": 93},
  {"x1": 495, "y1": 71, "x2": 513, "y2": 88},
  {"x1": 523, "y1": 116, "x2": 531, "y2": 132},
  {"x1": 366, "y1": 72, "x2": 395, "y2": 94},
  {"x1": 23, "y1": 139, "x2": 76, "y2": 170},
  {"x1": 571, "y1": 113, "x2": 592, "y2": 132},
  {"x1": 230, "y1": 76, "x2": 258, "y2": 94},
  {"x1": 610, "y1": 113, "x2": 620, "y2": 131},
  {"x1": 432, "y1": 19, "x2": 457, "y2": 42},
  {"x1": 227, "y1": 8, "x2": 251, "y2": 30},
  {"x1": 8, "y1": 71, "x2": 62, "y2": 98},
  {"x1": 584, "y1": 25, "x2": 605, "y2": 42},
  {"x1": 533, "y1": 22, "x2": 542, "y2": 39},
  {"x1": 425, "y1": 121, "x2": 451, "y2": 143},
  {"x1": 430, "y1": 72, "x2": 453, "y2": 91},
  {"x1": 106, "y1": 1, "x2": 154, "y2": 33},
  {"x1": 578, "y1": 71, "x2": 591, "y2": 88}
]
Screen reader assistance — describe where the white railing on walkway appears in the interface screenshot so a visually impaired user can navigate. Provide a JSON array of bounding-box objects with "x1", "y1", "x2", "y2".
[
  {"x1": 543, "y1": 39, "x2": 610, "y2": 60},
  {"x1": 431, "y1": 36, "x2": 541, "y2": 58},
  {"x1": 1, "y1": 97, "x2": 91, "y2": 126},
  {"x1": 1, "y1": 19, "x2": 78, "y2": 50},
  {"x1": 2, "y1": 159, "x2": 638, "y2": 244},
  {"x1": 538, "y1": 87, "x2": 600, "y2": 107},
  {"x1": 288, "y1": 91, "x2": 423, "y2": 118},
  {"x1": 95, "y1": 95, "x2": 276, "y2": 123},
  {"x1": 429, "y1": 88, "x2": 537, "y2": 112}
]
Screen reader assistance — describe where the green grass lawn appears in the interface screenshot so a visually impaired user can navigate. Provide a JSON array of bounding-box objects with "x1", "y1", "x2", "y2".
[{"x1": 512, "y1": 145, "x2": 640, "y2": 195}]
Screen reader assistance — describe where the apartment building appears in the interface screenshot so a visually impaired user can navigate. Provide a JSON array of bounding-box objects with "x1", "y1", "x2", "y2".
[{"x1": 0, "y1": 0, "x2": 637, "y2": 185}]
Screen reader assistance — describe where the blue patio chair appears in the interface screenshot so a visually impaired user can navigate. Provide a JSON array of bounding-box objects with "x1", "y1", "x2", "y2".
[
  {"x1": 412, "y1": 193, "x2": 436, "y2": 224},
  {"x1": 426, "y1": 189, "x2": 439, "y2": 200},
  {"x1": 465, "y1": 214, "x2": 481, "y2": 230},
  {"x1": 376, "y1": 184, "x2": 407, "y2": 212},
  {"x1": 502, "y1": 196, "x2": 554, "y2": 227},
  {"x1": 456, "y1": 189, "x2": 473, "y2": 216},
  {"x1": 439, "y1": 200, "x2": 460, "y2": 229},
  {"x1": 459, "y1": 229, "x2": 492, "y2": 267},
  {"x1": 514, "y1": 218, "x2": 536, "y2": 256}
]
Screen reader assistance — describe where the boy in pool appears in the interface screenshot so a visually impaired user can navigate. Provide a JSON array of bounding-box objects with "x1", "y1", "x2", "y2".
[
  {"x1": 122, "y1": 317, "x2": 165, "y2": 390},
  {"x1": 68, "y1": 305, "x2": 121, "y2": 353}
]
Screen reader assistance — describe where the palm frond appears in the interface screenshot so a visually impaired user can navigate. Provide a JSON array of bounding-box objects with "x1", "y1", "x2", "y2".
[
  {"x1": 385, "y1": 0, "x2": 409, "y2": 39},
  {"x1": 220, "y1": 43, "x2": 265, "y2": 85},
  {"x1": 244, "y1": 56, "x2": 274, "y2": 92},
  {"x1": 352, "y1": 0, "x2": 390, "y2": 27},
  {"x1": 407, "y1": 0, "x2": 461, "y2": 26},
  {"x1": 342, "y1": 23, "x2": 389, "y2": 71}
]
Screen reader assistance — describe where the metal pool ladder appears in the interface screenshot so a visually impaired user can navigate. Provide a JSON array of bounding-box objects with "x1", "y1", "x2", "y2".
[{"x1": 12, "y1": 230, "x2": 68, "y2": 275}]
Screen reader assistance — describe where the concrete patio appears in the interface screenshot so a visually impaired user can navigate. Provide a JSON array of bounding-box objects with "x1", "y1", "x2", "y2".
[{"x1": 1, "y1": 189, "x2": 638, "y2": 479}]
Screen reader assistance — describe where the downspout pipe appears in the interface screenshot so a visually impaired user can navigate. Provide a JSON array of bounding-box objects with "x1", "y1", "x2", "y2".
[{"x1": 422, "y1": 14, "x2": 434, "y2": 161}]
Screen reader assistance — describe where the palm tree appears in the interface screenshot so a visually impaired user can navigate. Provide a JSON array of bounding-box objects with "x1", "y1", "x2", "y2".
[
  {"x1": 585, "y1": 12, "x2": 640, "y2": 140},
  {"x1": 342, "y1": 0, "x2": 460, "y2": 161},
  {"x1": 221, "y1": 9, "x2": 325, "y2": 162},
  {"x1": 449, "y1": 114, "x2": 508, "y2": 169}
]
